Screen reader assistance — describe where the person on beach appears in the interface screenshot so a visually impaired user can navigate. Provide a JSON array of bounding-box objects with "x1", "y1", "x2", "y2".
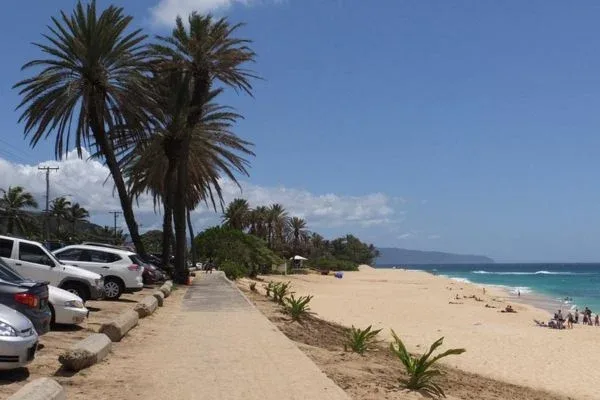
[
  {"x1": 518, "y1": 290, "x2": 520, "y2": 297},
  {"x1": 566, "y1": 312, "x2": 574, "y2": 329},
  {"x1": 595, "y1": 314, "x2": 599, "y2": 327},
  {"x1": 575, "y1": 309, "x2": 579, "y2": 324},
  {"x1": 556, "y1": 310, "x2": 563, "y2": 323}
]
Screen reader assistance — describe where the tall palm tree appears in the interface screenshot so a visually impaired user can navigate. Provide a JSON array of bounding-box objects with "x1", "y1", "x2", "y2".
[
  {"x1": 69, "y1": 203, "x2": 90, "y2": 234},
  {"x1": 50, "y1": 197, "x2": 71, "y2": 235},
  {"x1": 152, "y1": 13, "x2": 257, "y2": 282},
  {"x1": 251, "y1": 206, "x2": 269, "y2": 240},
  {"x1": 267, "y1": 203, "x2": 288, "y2": 250},
  {"x1": 288, "y1": 217, "x2": 309, "y2": 255},
  {"x1": 123, "y1": 87, "x2": 254, "y2": 267},
  {"x1": 14, "y1": 0, "x2": 153, "y2": 256},
  {"x1": 222, "y1": 199, "x2": 250, "y2": 231},
  {"x1": 0, "y1": 186, "x2": 38, "y2": 234}
]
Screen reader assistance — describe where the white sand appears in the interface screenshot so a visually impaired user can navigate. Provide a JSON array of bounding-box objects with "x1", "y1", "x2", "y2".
[{"x1": 268, "y1": 267, "x2": 600, "y2": 400}]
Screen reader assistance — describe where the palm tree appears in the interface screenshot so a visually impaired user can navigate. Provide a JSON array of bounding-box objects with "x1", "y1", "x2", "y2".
[
  {"x1": 267, "y1": 203, "x2": 288, "y2": 250},
  {"x1": 222, "y1": 199, "x2": 250, "y2": 231},
  {"x1": 14, "y1": 0, "x2": 153, "y2": 256},
  {"x1": 123, "y1": 87, "x2": 254, "y2": 267},
  {"x1": 50, "y1": 197, "x2": 71, "y2": 235},
  {"x1": 69, "y1": 203, "x2": 89, "y2": 234},
  {"x1": 152, "y1": 12, "x2": 256, "y2": 283},
  {"x1": 0, "y1": 186, "x2": 38, "y2": 234},
  {"x1": 288, "y1": 217, "x2": 309, "y2": 255}
]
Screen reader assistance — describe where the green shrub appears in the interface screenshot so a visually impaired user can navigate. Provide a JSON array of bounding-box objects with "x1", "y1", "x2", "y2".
[
  {"x1": 344, "y1": 325, "x2": 382, "y2": 355},
  {"x1": 249, "y1": 282, "x2": 257, "y2": 292},
  {"x1": 390, "y1": 330, "x2": 465, "y2": 398},
  {"x1": 264, "y1": 281, "x2": 276, "y2": 297},
  {"x1": 283, "y1": 294, "x2": 313, "y2": 321},
  {"x1": 220, "y1": 260, "x2": 246, "y2": 280},
  {"x1": 272, "y1": 281, "x2": 292, "y2": 304}
]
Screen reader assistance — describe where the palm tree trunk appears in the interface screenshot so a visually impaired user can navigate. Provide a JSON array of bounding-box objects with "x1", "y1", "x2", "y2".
[
  {"x1": 173, "y1": 135, "x2": 190, "y2": 284},
  {"x1": 7, "y1": 216, "x2": 14, "y2": 235},
  {"x1": 161, "y1": 156, "x2": 177, "y2": 268},
  {"x1": 92, "y1": 128, "x2": 146, "y2": 257},
  {"x1": 187, "y1": 208, "x2": 196, "y2": 269}
]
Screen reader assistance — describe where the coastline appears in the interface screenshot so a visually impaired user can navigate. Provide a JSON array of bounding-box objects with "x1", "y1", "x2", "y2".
[{"x1": 264, "y1": 266, "x2": 600, "y2": 400}]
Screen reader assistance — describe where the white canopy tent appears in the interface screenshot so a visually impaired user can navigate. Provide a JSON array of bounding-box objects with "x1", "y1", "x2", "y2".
[{"x1": 289, "y1": 255, "x2": 307, "y2": 269}]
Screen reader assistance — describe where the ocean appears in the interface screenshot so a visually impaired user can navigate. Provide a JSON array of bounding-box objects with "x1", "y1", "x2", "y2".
[{"x1": 376, "y1": 263, "x2": 600, "y2": 313}]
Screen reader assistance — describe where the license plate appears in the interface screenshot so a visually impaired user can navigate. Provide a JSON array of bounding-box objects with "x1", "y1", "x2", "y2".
[{"x1": 27, "y1": 343, "x2": 37, "y2": 361}]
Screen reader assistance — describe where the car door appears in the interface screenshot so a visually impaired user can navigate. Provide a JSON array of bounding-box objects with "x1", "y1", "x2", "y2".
[
  {"x1": 16, "y1": 242, "x2": 59, "y2": 285},
  {"x1": 74, "y1": 249, "x2": 117, "y2": 276},
  {"x1": 0, "y1": 238, "x2": 16, "y2": 270}
]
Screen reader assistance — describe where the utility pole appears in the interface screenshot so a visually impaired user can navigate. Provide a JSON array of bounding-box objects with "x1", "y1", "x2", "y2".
[
  {"x1": 109, "y1": 211, "x2": 122, "y2": 241},
  {"x1": 38, "y1": 166, "x2": 59, "y2": 240}
]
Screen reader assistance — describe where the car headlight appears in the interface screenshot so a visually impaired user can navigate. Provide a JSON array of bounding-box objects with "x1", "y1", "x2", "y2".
[
  {"x1": 64, "y1": 300, "x2": 85, "y2": 309},
  {"x1": 0, "y1": 321, "x2": 17, "y2": 337}
]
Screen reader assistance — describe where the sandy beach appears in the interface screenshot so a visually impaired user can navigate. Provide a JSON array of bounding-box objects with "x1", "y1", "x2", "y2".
[{"x1": 266, "y1": 266, "x2": 600, "y2": 400}]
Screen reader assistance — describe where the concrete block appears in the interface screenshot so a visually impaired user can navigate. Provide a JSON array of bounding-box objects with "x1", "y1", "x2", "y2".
[
  {"x1": 58, "y1": 333, "x2": 111, "y2": 371},
  {"x1": 7, "y1": 378, "x2": 65, "y2": 400},
  {"x1": 153, "y1": 290, "x2": 165, "y2": 307},
  {"x1": 160, "y1": 284, "x2": 171, "y2": 298},
  {"x1": 99, "y1": 309, "x2": 139, "y2": 342},
  {"x1": 134, "y1": 295, "x2": 158, "y2": 318}
]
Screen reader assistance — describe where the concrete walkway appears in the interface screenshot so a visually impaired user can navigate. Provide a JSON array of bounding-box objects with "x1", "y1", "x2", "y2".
[
  {"x1": 89, "y1": 272, "x2": 350, "y2": 400},
  {"x1": 173, "y1": 272, "x2": 350, "y2": 399}
]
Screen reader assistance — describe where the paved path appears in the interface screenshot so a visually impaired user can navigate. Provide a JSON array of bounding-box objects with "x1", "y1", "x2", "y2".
[
  {"x1": 83, "y1": 272, "x2": 350, "y2": 400},
  {"x1": 173, "y1": 272, "x2": 350, "y2": 400}
]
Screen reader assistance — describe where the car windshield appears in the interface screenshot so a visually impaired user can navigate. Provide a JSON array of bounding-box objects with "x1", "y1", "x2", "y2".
[{"x1": 0, "y1": 258, "x2": 27, "y2": 283}]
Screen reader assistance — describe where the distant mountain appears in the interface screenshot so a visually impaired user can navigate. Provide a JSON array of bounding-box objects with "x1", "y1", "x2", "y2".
[{"x1": 375, "y1": 247, "x2": 494, "y2": 265}]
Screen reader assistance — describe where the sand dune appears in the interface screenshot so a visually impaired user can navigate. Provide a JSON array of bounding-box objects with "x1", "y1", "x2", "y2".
[{"x1": 267, "y1": 268, "x2": 600, "y2": 400}]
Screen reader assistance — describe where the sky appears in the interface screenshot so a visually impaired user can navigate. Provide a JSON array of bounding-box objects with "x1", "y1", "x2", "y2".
[{"x1": 1, "y1": 1, "x2": 600, "y2": 262}]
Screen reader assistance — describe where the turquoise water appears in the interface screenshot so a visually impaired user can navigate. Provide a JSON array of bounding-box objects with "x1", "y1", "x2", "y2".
[{"x1": 377, "y1": 263, "x2": 600, "y2": 312}]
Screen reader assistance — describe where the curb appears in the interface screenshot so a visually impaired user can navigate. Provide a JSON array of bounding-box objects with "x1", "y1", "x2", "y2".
[
  {"x1": 99, "y1": 309, "x2": 139, "y2": 342},
  {"x1": 7, "y1": 378, "x2": 65, "y2": 400},
  {"x1": 58, "y1": 333, "x2": 112, "y2": 372}
]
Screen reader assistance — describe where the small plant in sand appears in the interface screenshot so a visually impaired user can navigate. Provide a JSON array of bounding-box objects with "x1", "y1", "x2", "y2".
[
  {"x1": 249, "y1": 282, "x2": 257, "y2": 292},
  {"x1": 390, "y1": 330, "x2": 465, "y2": 398},
  {"x1": 344, "y1": 325, "x2": 382, "y2": 355},
  {"x1": 272, "y1": 281, "x2": 292, "y2": 304},
  {"x1": 264, "y1": 282, "x2": 276, "y2": 297},
  {"x1": 283, "y1": 294, "x2": 313, "y2": 321}
]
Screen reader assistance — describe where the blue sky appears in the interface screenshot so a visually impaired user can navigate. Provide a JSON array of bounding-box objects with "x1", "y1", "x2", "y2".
[{"x1": 1, "y1": 0, "x2": 600, "y2": 262}]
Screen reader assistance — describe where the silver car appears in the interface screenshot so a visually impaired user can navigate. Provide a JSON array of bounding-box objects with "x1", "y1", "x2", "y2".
[{"x1": 0, "y1": 303, "x2": 38, "y2": 369}]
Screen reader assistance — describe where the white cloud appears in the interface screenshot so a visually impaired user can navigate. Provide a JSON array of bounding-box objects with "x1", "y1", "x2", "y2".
[
  {"x1": 398, "y1": 233, "x2": 413, "y2": 240},
  {"x1": 0, "y1": 152, "x2": 403, "y2": 237},
  {"x1": 150, "y1": 0, "x2": 274, "y2": 26},
  {"x1": 428, "y1": 234, "x2": 441, "y2": 240}
]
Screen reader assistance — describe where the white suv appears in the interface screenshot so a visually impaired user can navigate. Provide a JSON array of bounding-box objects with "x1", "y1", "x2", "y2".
[
  {"x1": 53, "y1": 245, "x2": 144, "y2": 299},
  {"x1": 0, "y1": 236, "x2": 104, "y2": 302}
]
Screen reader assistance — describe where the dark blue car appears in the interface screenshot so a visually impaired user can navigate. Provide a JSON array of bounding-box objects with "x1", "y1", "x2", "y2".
[{"x1": 0, "y1": 258, "x2": 51, "y2": 335}]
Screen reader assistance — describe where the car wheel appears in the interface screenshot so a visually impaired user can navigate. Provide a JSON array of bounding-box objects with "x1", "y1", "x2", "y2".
[
  {"x1": 103, "y1": 278, "x2": 124, "y2": 300},
  {"x1": 49, "y1": 303, "x2": 56, "y2": 327},
  {"x1": 61, "y1": 282, "x2": 89, "y2": 302}
]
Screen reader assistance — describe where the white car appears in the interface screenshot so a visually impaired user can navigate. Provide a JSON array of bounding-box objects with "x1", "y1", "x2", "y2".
[
  {"x1": 48, "y1": 286, "x2": 88, "y2": 326},
  {"x1": 53, "y1": 245, "x2": 144, "y2": 300},
  {"x1": 0, "y1": 236, "x2": 104, "y2": 302},
  {"x1": 0, "y1": 303, "x2": 38, "y2": 370}
]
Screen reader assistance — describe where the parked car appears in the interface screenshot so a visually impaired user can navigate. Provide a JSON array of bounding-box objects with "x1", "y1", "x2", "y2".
[
  {"x1": 0, "y1": 235, "x2": 104, "y2": 302},
  {"x1": 53, "y1": 245, "x2": 144, "y2": 299},
  {"x1": 48, "y1": 286, "x2": 88, "y2": 326},
  {"x1": 0, "y1": 258, "x2": 51, "y2": 335},
  {"x1": 0, "y1": 303, "x2": 38, "y2": 370}
]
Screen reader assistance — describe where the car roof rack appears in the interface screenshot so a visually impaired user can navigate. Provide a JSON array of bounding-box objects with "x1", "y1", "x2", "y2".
[{"x1": 81, "y1": 242, "x2": 127, "y2": 250}]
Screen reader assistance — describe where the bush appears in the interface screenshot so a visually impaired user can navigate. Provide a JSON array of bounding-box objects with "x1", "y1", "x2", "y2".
[
  {"x1": 220, "y1": 260, "x2": 247, "y2": 280},
  {"x1": 249, "y1": 282, "x2": 257, "y2": 292},
  {"x1": 308, "y1": 256, "x2": 358, "y2": 272},
  {"x1": 264, "y1": 281, "x2": 276, "y2": 297},
  {"x1": 390, "y1": 330, "x2": 465, "y2": 398},
  {"x1": 344, "y1": 325, "x2": 382, "y2": 355},
  {"x1": 283, "y1": 294, "x2": 313, "y2": 321},
  {"x1": 272, "y1": 281, "x2": 292, "y2": 304}
]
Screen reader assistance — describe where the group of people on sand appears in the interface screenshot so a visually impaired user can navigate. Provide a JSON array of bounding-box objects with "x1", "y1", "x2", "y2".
[{"x1": 543, "y1": 308, "x2": 600, "y2": 329}]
